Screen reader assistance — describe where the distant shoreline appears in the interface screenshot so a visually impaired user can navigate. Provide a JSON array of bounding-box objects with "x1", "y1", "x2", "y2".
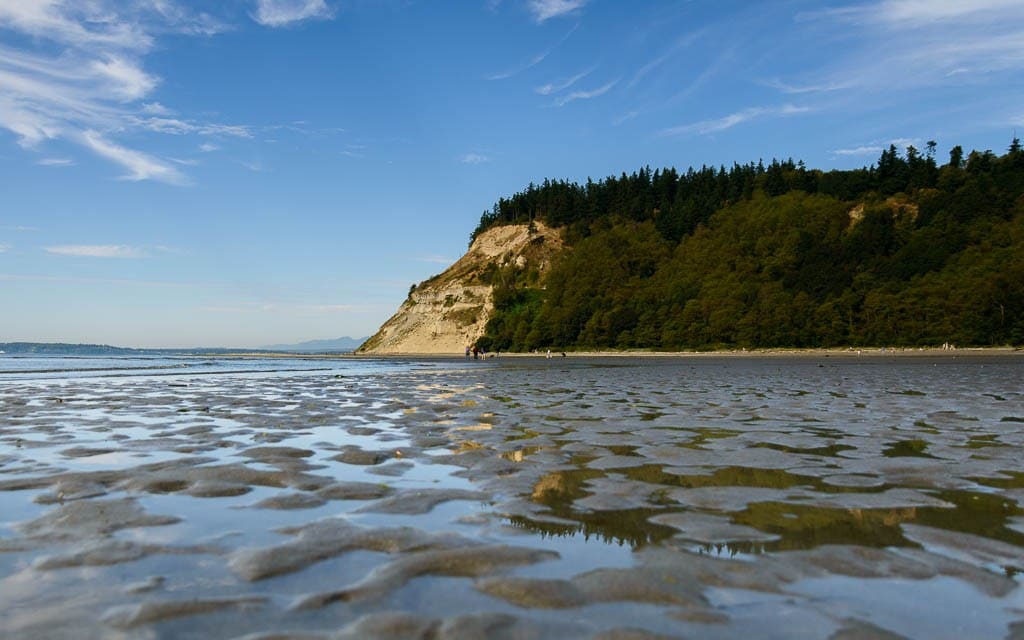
[
  {"x1": 215, "y1": 346, "x2": 1024, "y2": 359},
  {"x1": 13, "y1": 346, "x2": 1015, "y2": 360}
]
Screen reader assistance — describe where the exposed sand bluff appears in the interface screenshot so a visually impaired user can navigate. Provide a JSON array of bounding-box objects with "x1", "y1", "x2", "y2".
[{"x1": 358, "y1": 221, "x2": 562, "y2": 354}]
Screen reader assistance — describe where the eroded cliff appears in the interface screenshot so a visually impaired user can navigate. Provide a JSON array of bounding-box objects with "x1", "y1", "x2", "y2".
[{"x1": 357, "y1": 222, "x2": 562, "y2": 354}]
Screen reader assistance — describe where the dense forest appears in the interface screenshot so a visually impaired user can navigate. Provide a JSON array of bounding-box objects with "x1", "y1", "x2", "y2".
[{"x1": 472, "y1": 140, "x2": 1024, "y2": 351}]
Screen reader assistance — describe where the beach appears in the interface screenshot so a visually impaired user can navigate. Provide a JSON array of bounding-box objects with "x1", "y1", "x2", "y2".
[{"x1": 1, "y1": 355, "x2": 1022, "y2": 638}]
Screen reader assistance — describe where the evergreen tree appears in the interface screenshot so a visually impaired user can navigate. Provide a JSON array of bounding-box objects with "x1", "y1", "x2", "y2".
[{"x1": 949, "y1": 145, "x2": 964, "y2": 169}]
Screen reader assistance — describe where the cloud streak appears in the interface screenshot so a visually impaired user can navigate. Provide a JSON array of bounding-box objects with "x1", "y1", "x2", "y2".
[
  {"x1": 831, "y1": 145, "x2": 884, "y2": 157},
  {"x1": 554, "y1": 79, "x2": 618, "y2": 107},
  {"x1": 129, "y1": 116, "x2": 251, "y2": 138},
  {"x1": 823, "y1": 0, "x2": 1024, "y2": 26},
  {"x1": 37, "y1": 157, "x2": 73, "y2": 166},
  {"x1": 831, "y1": 137, "x2": 918, "y2": 156},
  {"x1": 536, "y1": 67, "x2": 593, "y2": 95},
  {"x1": 487, "y1": 51, "x2": 550, "y2": 81},
  {"x1": 528, "y1": 0, "x2": 588, "y2": 23},
  {"x1": 81, "y1": 130, "x2": 187, "y2": 184},
  {"x1": 661, "y1": 104, "x2": 810, "y2": 136},
  {"x1": 787, "y1": 0, "x2": 1024, "y2": 98},
  {"x1": 460, "y1": 153, "x2": 490, "y2": 164},
  {"x1": 486, "y1": 23, "x2": 578, "y2": 80},
  {"x1": 252, "y1": 0, "x2": 334, "y2": 27},
  {"x1": 45, "y1": 244, "x2": 147, "y2": 258},
  {"x1": 627, "y1": 29, "x2": 706, "y2": 89}
]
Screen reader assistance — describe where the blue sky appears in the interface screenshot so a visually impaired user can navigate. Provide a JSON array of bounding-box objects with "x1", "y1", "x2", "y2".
[{"x1": 2, "y1": 0, "x2": 1022, "y2": 348}]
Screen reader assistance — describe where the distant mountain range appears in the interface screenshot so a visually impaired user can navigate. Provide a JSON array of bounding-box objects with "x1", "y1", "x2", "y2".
[{"x1": 260, "y1": 336, "x2": 368, "y2": 352}]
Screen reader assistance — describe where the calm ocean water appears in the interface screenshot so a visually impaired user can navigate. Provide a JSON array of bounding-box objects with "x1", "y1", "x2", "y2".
[{"x1": 0, "y1": 354, "x2": 442, "y2": 381}]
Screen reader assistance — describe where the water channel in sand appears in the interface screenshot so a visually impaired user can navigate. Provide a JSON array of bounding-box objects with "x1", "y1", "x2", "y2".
[{"x1": 0, "y1": 355, "x2": 1022, "y2": 639}]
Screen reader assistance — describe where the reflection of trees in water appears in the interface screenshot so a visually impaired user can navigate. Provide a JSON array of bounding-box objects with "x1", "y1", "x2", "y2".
[
  {"x1": 733, "y1": 503, "x2": 921, "y2": 550},
  {"x1": 505, "y1": 511, "x2": 677, "y2": 548},
  {"x1": 693, "y1": 541, "x2": 771, "y2": 557},
  {"x1": 517, "y1": 466, "x2": 676, "y2": 547},
  {"x1": 913, "y1": 490, "x2": 1024, "y2": 546},
  {"x1": 509, "y1": 464, "x2": 1024, "y2": 556}
]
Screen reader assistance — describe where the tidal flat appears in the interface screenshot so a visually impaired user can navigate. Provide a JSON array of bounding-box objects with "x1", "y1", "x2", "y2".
[{"x1": 1, "y1": 355, "x2": 1023, "y2": 639}]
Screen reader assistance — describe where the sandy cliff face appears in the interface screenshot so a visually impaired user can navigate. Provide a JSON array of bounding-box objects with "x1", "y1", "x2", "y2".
[{"x1": 358, "y1": 222, "x2": 562, "y2": 354}]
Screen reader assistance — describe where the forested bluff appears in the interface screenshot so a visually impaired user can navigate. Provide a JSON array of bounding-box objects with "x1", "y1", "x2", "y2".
[{"x1": 470, "y1": 141, "x2": 1024, "y2": 351}]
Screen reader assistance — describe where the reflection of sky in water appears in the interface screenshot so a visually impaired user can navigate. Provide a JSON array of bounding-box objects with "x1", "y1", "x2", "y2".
[
  {"x1": 784, "y1": 576, "x2": 1023, "y2": 640},
  {"x1": 279, "y1": 424, "x2": 412, "y2": 452},
  {"x1": 44, "y1": 450, "x2": 183, "y2": 470}
]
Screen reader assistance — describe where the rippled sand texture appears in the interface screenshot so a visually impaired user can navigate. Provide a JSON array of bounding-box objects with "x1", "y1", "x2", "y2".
[{"x1": 1, "y1": 357, "x2": 1023, "y2": 639}]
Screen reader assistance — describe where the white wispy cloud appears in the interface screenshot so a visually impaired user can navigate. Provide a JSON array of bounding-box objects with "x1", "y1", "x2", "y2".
[
  {"x1": 528, "y1": 0, "x2": 588, "y2": 23},
  {"x1": 130, "y1": 116, "x2": 251, "y2": 138},
  {"x1": 141, "y1": 101, "x2": 173, "y2": 116},
  {"x1": 80, "y1": 130, "x2": 187, "y2": 184},
  {"x1": 0, "y1": 1, "x2": 251, "y2": 184},
  {"x1": 240, "y1": 159, "x2": 267, "y2": 172},
  {"x1": 858, "y1": 0, "x2": 1021, "y2": 26},
  {"x1": 486, "y1": 23, "x2": 578, "y2": 80},
  {"x1": 612, "y1": 110, "x2": 640, "y2": 126},
  {"x1": 90, "y1": 55, "x2": 158, "y2": 101},
  {"x1": 765, "y1": 79, "x2": 852, "y2": 95},
  {"x1": 627, "y1": 30, "x2": 705, "y2": 89},
  {"x1": 487, "y1": 51, "x2": 550, "y2": 81},
  {"x1": 665, "y1": 49, "x2": 735, "y2": 106},
  {"x1": 37, "y1": 157, "x2": 74, "y2": 166},
  {"x1": 554, "y1": 79, "x2": 618, "y2": 107},
  {"x1": 831, "y1": 137, "x2": 918, "y2": 156},
  {"x1": 831, "y1": 145, "x2": 883, "y2": 156},
  {"x1": 0, "y1": 244, "x2": 10, "y2": 253},
  {"x1": 45, "y1": 244, "x2": 147, "y2": 258},
  {"x1": 788, "y1": 0, "x2": 1024, "y2": 96},
  {"x1": 0, "y1": 2, "x2": 152, "y2": 50},
  {"x1": 460, "y1": 153, "x2": 490, "y2": 164},
  {"x1": 199, "y1": 142, "x2": 219, "y2": 153},
  {"x1": 535, "y1": 67, "x2": 593, "y2": 95},
  {"x1": 661, "y1": 104, "x2": 810, "y2": 136},
  {"x1": 252, "y1": 0, "x2": 334, "y2": 27}
]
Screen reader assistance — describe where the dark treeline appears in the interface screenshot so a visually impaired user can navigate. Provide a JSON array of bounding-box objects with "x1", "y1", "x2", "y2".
[{"x1": 474, "y1": 140, "x2": 1024, "y2": 351}]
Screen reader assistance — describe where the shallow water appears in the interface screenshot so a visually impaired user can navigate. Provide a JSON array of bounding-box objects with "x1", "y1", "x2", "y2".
[{"x1": 1, "y1": 355, "x2": 1023, "y2": 638}]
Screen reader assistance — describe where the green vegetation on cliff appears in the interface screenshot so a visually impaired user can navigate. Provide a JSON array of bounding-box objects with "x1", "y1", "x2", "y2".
[{"x1": 474, "y1": 141, "x2": 1024, "y2": 351}]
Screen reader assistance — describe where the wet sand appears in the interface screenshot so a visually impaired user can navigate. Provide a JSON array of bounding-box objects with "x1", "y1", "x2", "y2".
[{"x1": 1, "y1": 356, "x2": 1022, "y2": 638}]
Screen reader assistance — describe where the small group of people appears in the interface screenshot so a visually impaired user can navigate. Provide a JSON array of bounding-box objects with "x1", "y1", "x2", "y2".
[
  {"x1": 464, "y1": 345, "x2": 566, "y2": 358},
  {"x1": 465, "y1": 345, "x2": 497, "y2": 359}
]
